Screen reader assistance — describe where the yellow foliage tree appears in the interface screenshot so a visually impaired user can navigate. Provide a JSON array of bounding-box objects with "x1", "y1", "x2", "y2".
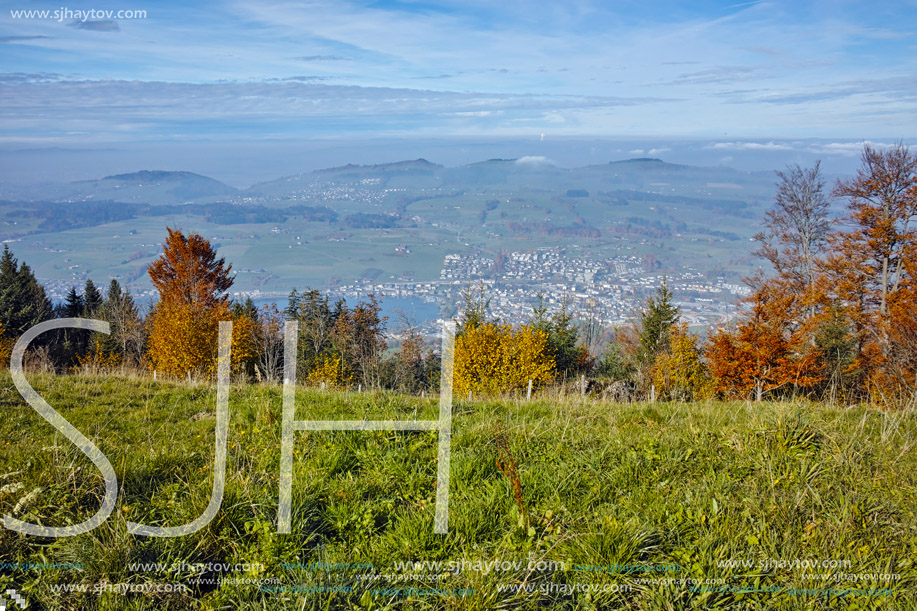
[
  {"x1": 146, "y1": 228, "x2": 251, "y2": 379},
  {"x1": 148, "y1": 300, "x2": 257, "y2": 378},
  {"x1": 229, "y1": 311, "x2": 258, "y2": 378},
  {"x1": 0, "y1": 321, "x2": 12, "y2": 369},
  {"x1": 306, "y1": 354, "x2": 354, "y2": 389},
  {"x1": 652, "y1": 325, "x2": 714, "y2": 401},
  {"x1": 148, "y1": 300, "x2": 222, "y2": 377},
  {"x1": 454, "y1": 323, "x2": 555, "y2": 396}
]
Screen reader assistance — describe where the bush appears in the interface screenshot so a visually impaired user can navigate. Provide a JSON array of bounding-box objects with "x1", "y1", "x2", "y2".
[{"x1": 454, "y1": 323, "x2": 555, "y2": 395}]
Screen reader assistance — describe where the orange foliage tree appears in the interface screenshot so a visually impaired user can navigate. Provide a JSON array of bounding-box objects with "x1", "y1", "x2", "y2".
[
  {"x1": 825, "y1": 143, "x2": 917, "y2": 404},
  {"x1": 707, "y1": 286, "x2": 822, "y2": 401},
  {"x1": 146, "y1": 228, "x2": 252, "y2": 378}
]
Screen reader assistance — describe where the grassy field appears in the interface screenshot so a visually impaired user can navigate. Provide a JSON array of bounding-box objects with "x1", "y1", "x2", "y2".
[{"x1": 1, "y1": 372, "x2": 915, "y2": 610}]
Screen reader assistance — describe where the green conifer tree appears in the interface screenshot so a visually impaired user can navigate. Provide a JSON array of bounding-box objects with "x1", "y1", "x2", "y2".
[
  {"x1": 0, "y1": 245, "x2": 53, "y2": 337},
  {"x1": 638, "y1": 278, "x2": 680, "y2": 365}
]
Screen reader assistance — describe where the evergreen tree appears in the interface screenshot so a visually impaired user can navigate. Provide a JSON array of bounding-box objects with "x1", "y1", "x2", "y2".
[
  {"x1": 63, "y1": 286, "x2": 84, "y2": 317},
  {"x1": 286, "y1": 288, "x2": 339, "y2": 380},
  {"x1": 103, "y1": 279, "x2": 144, "y2": 366},
  {"x1": 83, "y1": 279, "x2": 103, "y2": 316},
  {"x1": 230, "y1": 296, "x2": 259, "y2": 321},
  {"x1": 596, "y1": 339, "x2": 636, "y2": 381},
  {"x1": 0, "y1": 246, "x2": 53, "y2": 337},
  {"x1": 457, "y1": 282, "x2": 493, "y2": 335},
  {"x1": 529, "y1": 294, "x2": 582, "y2": 376},
  {"x1": 638, "y1": 278, "x2": 679, "y2": 364},
  {"x1": 57, "y1": 286, "x2": 88, "y2": 364}
]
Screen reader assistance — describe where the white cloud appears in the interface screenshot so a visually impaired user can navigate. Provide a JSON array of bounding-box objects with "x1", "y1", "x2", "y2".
[
  {"x1": 804, "y1": 140, "x2": 896, "y2": 156},
  {"x1": 707, "y1": 141, "x2": 794, "y2": 151},
  {"x1": 515, "y1": 155, "x2": 553, "y2": 165}
]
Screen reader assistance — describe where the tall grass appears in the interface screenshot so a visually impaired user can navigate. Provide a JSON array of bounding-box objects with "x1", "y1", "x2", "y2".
[{"x1": 1, "y1": 372, "x2": 915, "y2": 609}]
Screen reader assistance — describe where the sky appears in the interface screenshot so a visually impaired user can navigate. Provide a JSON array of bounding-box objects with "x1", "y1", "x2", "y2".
[{"x1": 0, "y1": 0, "x2": 915, "y2": 183}]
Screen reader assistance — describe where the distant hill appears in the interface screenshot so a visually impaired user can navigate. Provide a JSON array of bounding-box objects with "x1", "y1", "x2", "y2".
[
  {"x1": 0, "y1": 170, "x2": 238, "y2": 205},
  {"x1": 75, "y1": 170, "x2": 238, "y2": 203},
  {"x1": 249, "y1": 159, "x2": 445, "y2": 196},
  {"x1": 315, "y1": 158, "x2": 443, "y2": 175},
  {"x1": 612, "y1": 157, "x2": 666, "y2": 164}
]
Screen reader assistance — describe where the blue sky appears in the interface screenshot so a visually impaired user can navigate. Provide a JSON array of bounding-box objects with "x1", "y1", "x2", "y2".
[{"x1": 1, "y1": 0, "x2": 915, "y2": 152}]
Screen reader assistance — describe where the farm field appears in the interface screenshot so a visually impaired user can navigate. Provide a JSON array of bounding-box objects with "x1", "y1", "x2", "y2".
[{"x1": 1, "y1": 373, "x2": 914, "y2": 610}]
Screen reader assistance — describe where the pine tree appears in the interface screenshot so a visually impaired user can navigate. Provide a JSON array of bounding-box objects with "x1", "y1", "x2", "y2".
[
  {"x1": 457, "y1": 282, "x2": 492, "y2": 335},
  {"x1": 58, "y1": 286, "x2": 88, "y2": 364},
  {"x1": 83, "y1": 279, "x2": 103, "y2": 316},
  {"x1": 63, "y1": 286, "x2": 84, "y2": 317},
  {"x1": 638, "y1": 279, "x2": 679, "y2": 364},
  {"x1": 596, "y1": 339, "x2": 636, "y2": 381},
  {"x1": 93, "y1": 279, "x2": 143, "y2": 365},
  {"x1": 230, "y1": 297, "x2": 258, "y2": 320},
  {"x1": 529, "y1": 294, "x2": 584, "y2": 376},
  {"x1": 0, "y1": 246, "x2": 53, "y2": 337}
]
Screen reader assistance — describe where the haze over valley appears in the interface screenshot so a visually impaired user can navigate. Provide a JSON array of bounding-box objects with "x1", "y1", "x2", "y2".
[{"x1": 0, "y1": 152, "x2": 792, "y2": 330}]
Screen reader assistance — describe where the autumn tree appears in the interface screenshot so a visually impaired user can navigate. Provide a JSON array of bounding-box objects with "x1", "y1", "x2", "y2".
[
  {"x1": 707, "y1": 285, "x2": 822, "y2": 401},
  {"x1": 149, "y1": 227, "x2": 233, "y2": 309},
  {"x1": 453, "y1": 323, "x2": 555, "y2": 396},
  {"x1": 827, "y1": 143, "x2": 917, "y2": 403},
  {"x1": 146, "y1": 228, "x2": 238, "y2": 378},
  {"x1": 754, "y1": 162, "x2": 832, "y2": 296},
  {"x1": 652, "y1": 324, "x2": 713, "y2": 401},
  {"x1": 253, "y1": 303, "x2": 285, "y2": 383},
  {"x1": 103, "y1": 279, "x2": 146, "y2": 367},
  {"x1": 0, "y1": 321, "x2": 11, "y2": 369},
  {"x1": 388, "y1": 313, "x2": 437, "y2": 393}
]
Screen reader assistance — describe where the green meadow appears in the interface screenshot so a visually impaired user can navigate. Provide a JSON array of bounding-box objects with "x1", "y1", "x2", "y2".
[{"x1": 1, "y1": 372, "x2": 915, "y2": 610}]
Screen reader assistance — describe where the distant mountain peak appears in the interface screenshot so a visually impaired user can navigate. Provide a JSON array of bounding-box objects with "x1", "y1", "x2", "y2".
[
  {"x1": 102, "y1": 170, "x2": 215, "y2": 182},
  {"x1": 65, "y1": 169, "x2": 238, "y2": 203},
  {"x1": 315, "y1": 158, "x2": 443, "y2": 174},
  {"x1": 612, "y1": 158, "x2": 665, "y2": 164},
  {"x1": 374, "y1": 158, "x2": 441, "y2": 169}
]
